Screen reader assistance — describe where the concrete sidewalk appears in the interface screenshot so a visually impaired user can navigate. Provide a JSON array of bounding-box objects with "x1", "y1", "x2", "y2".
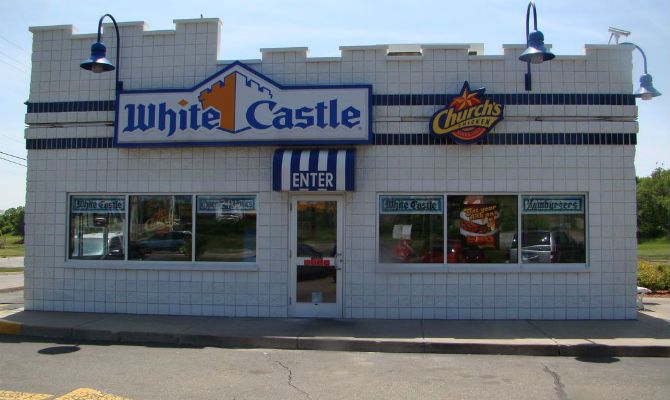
[
  {"x1": 0, "y1": 272, "x2": 23, "y2": 293},
  {"x1": 0, "y1": 256, "x2": 24, "y2": 269},
  {"x1": 1, "y1": 298, "x2": 668, "y2": 357},
  {"x1": 0, "y1": 257, "x2": 24, "y2": 294}
]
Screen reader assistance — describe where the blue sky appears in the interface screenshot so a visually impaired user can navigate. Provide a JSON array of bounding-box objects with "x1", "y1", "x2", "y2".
[{"x1": 0, "y1": 0, "x2": 668, "y2": 209}]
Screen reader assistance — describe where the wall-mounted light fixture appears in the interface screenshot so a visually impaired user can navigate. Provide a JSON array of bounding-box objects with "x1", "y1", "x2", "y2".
[
  {"x1": 519, "y1": 2, "x2": 555, "y2": 91},
  {"x1": 621, "y1": 42, "x2": 661, "y2": 100},
  {"x1": 80, "y1": 14, "x2": 123, "y2": 92}
]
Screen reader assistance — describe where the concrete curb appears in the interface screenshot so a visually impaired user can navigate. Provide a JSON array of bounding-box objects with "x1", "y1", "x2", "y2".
[{"x1": 4, "y1": 323, "x2": 669, "y2": 357}]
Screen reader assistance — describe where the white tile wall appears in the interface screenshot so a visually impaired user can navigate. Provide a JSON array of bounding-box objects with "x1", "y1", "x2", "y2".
[{"x1": 24, "y1": 19, "x2": 638, "y2": 319}]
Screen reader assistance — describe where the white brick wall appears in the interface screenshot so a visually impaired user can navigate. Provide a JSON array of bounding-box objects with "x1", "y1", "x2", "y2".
[{"x1": 24, "y1": 18, "x2": 638, "y2": 319}]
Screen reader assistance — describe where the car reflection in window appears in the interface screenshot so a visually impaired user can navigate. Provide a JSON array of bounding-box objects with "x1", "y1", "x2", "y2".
[
  {"x1": 216, "y1": 213, "x2": 241, "y2": 222},
  {"x1": 139, "y1": 231, "x2": 191, "y2": 254},
  {"x1": 510, "y1": 230, "x2": 584, "y2": 263},
  {"x1": 297, "y1": 242, "x2": 322, "y2": 258}
]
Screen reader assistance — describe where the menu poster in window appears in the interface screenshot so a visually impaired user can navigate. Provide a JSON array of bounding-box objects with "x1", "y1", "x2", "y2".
[
  {"x1": 392, "y1": 224, "x2": 412, "y2": 240},
  {"x1": 459, "y1": 204, "x2": 500, "y2": 248}
]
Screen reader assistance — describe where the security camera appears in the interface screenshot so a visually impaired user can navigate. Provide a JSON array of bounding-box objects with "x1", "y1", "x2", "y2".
[
  {"x1": 609, "y1": 27, "x2": 631, "y2": 36},
  {"x1": 608, "y1": 27, "x2": 631, "y2": 44}
]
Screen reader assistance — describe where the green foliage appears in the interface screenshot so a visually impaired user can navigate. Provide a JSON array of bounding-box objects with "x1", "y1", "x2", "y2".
[
  {"x1": 0, "y1": 207, "x2": 24, "y2": 237},
  {"x1": 637, "y1": 167, "x2": 670, "y2": 240},
  {"x1": 637, "y1": 260, "x2": 670, "y2": 291}
]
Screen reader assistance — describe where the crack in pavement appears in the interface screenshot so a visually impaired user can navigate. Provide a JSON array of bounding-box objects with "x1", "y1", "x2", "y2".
[
  {"x1": 528, "y1": 320, "x2": 560, "y2": 346},
  {"x1": 264, "y1": 353, "x2": 311, "y2": 399},
  {"x1": 543, "y1": 364, "x2": 568, "y2": 400}
]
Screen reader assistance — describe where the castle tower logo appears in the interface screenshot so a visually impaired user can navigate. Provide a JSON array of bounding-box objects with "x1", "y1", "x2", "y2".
[
  {"x1": 429, "y1": 81, "x2": 504, "y2": 144},
  {"x1": 198, "y1": 71, "x2": 274, "y2": 133},
  {"x1": 198, "y1": 73, "x2": 238, "y2": 132},
  {"x1": 116, "y1": 61, "x2": 372, "y2": 147}
]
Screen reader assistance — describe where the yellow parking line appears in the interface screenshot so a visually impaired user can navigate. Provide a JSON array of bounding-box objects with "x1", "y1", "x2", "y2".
[
  {"x1": 54, "y1": 388, "x2": 130, "y2": 400},
  {"x1": 0, "y1": 389, "x2": 130, "y2": 400},
  {"x1": 0, "y1": 321, "x2": 21, "y2": 335},
  {"x1": 0, "y1": 390, "x2": 52, "y2": 400}
]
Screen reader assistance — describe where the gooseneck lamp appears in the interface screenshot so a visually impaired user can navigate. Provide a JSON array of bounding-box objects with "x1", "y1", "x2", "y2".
[
  {"x1": 80, "y1": 14, "x2": 123, "y2": 92},
  {"x1": 519, "y1": 2, "x2": 555, "y2": 91},
  {"x1": 621, "y1": 42, "x2": 661, "y2": 100}
]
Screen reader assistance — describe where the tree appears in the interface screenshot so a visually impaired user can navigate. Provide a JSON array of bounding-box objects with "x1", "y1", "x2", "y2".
[
  {"x1": 637, "y1": 168, "x2": 670, "y2": 240},
  {"x1": 0, "y1": 206, "x2": 24, "y2": 237}
]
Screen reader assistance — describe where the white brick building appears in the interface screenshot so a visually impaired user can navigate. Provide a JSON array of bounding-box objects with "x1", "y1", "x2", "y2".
[{"x1": 24, "y1": 18, "x2": 639, "y2": 319}]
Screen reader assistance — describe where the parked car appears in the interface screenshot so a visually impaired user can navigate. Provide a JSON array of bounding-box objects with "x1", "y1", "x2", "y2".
[
  {"x1": 71, "y1": 231, "x2": 123, "y2": 258},
  {"x1": 138, "y1": 231, "x2": 191, "y2": 253},
  {"x1": 509, "y1": 230, "x2": 584, "y2": 263},
  {"x1": 107, "y1": 234, "x2": 124, "y2": 256}
]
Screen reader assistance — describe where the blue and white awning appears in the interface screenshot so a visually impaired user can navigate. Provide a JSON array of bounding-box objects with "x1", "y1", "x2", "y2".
[{"x1": 273, "y1": 149, "x2": 355, "y2": 191}]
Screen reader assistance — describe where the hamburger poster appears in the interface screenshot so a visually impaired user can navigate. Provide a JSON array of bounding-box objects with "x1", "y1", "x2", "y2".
[{"x1": 458, "y1": 199, "x2": 499, "y2": 248}]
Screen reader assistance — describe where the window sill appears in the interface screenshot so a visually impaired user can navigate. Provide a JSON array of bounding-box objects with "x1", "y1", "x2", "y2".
[
  {"x1": 63, "y1": 260, "x2": 260, "y2": 272},
  {"x1": 377, "y1": 263, "x2": 590, "y2": 273}
]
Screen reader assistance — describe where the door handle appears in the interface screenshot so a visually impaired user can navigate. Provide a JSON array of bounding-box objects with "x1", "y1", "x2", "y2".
[{"x1": 334, "y1": 253, "x2": 343, "y2": 270}]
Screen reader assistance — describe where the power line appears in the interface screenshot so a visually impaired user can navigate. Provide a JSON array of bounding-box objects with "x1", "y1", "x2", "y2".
[
  {"x1": 0, "y1": 48, "x2": 30, "y2": 69},
  {"x1": 0, "y1": 134, "x2": 23, "y2": 145},
  {"x1": 0, "y1": 151, "x2": 26, "y2": 161},
  {"x1": 0, "y1": 58, "x2": 29, "y2": 75},
  {"x1": 0, "y1": 156, "x2": 26, "y2": 168},
  {"x1": 0, "y1": 34, "x2": 30, "y2": 55}
]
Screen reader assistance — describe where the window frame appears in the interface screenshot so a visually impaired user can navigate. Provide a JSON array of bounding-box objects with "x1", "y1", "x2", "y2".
[
  {"x1": 376, "y1": 192, "x2": 589, "y2": 273},
  {"x1": 65, "y1": 193, "x2": 259, "y2": 271}
]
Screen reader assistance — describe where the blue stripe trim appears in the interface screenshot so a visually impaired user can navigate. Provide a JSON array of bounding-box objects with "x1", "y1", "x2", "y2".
[
  {"x1": 308, "y1": 150, "x2": 319, "y2": 173},
  {"x1": 289, "y1": 151, "x2": 301, "y2": 191},
  {"x1": 272, "y1": 149, "x2": 284, "y2": 191},
  {"x1": 24, "y1": 93, "x2": 636, "y2": 114},
  {"x1": 25, "y1": 133, "x2": 637, "y2": 150},
  {"x1": 327, "y1": 150, "x2": 338, "y2": 191},
  {"x1": 373, "y1": 93, "x2": 635, "y2": 106},
  {"x1": 372, "y1": 133, "x2": 637, "y2": 146},
  {"x1": 345, "y1": 149, "x2": 355, "y2": 191},
  {"x1": 26, "y1": 137, "x2": 115, "y2": 149},
  {"x1": 26, "y1": 100, "x2": 115, "y2": 113}
]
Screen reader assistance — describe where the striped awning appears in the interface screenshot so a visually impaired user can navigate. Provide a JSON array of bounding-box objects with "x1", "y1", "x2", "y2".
[{"x1": 272, "y1": 149, "x2": 355, "y2": 191}]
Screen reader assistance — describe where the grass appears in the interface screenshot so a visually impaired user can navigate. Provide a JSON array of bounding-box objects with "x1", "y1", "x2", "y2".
[
  {"x1": 0, "y1": 234, "x2": 24, "y2": 258},
  {"x1": 0, "y1": 267, "x2": 23, "y2": 273},
  {"x1": 638, "y1": 237, "x2": 670, "y2": 264}
]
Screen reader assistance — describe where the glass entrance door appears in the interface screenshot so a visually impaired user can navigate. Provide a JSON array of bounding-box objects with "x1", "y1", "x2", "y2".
[{"x1": 289, "y1": 196, "x2": 343, "y2": 318}]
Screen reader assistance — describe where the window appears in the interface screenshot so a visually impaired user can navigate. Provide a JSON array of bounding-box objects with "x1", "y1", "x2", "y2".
[
  {"x1": 446, "y1": 195, "x2": 518, "y2": 264},
  {"x1": 128, "y1": 195, "x2": 192, "y2": 261},
  {"x1": 378, "y1": 194, "x2": 586, "y2": 268},
  {"x1": 517, "y1": 196, "x2": 586, "y2": 263},
  {"x1": 195, "y1": 196, "x2": 257, "y2": 262},
  {"x1": 379, "y1": 196, "x2": 444, "y2": 263},
  {"x1": 69, "y1": 196, "x2": 125, "y2": 260}
]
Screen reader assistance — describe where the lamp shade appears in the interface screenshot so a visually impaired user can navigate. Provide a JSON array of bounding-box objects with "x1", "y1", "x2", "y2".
[
  {"x1": 519, "y1": 30, "x2": 555, "y2": 64},
  {"x1": 635, "y1": 73, "x2": 662, "y2": 100},
  {"x1": 80, "y1": 41, "x2": 115, "y2": 73}
]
